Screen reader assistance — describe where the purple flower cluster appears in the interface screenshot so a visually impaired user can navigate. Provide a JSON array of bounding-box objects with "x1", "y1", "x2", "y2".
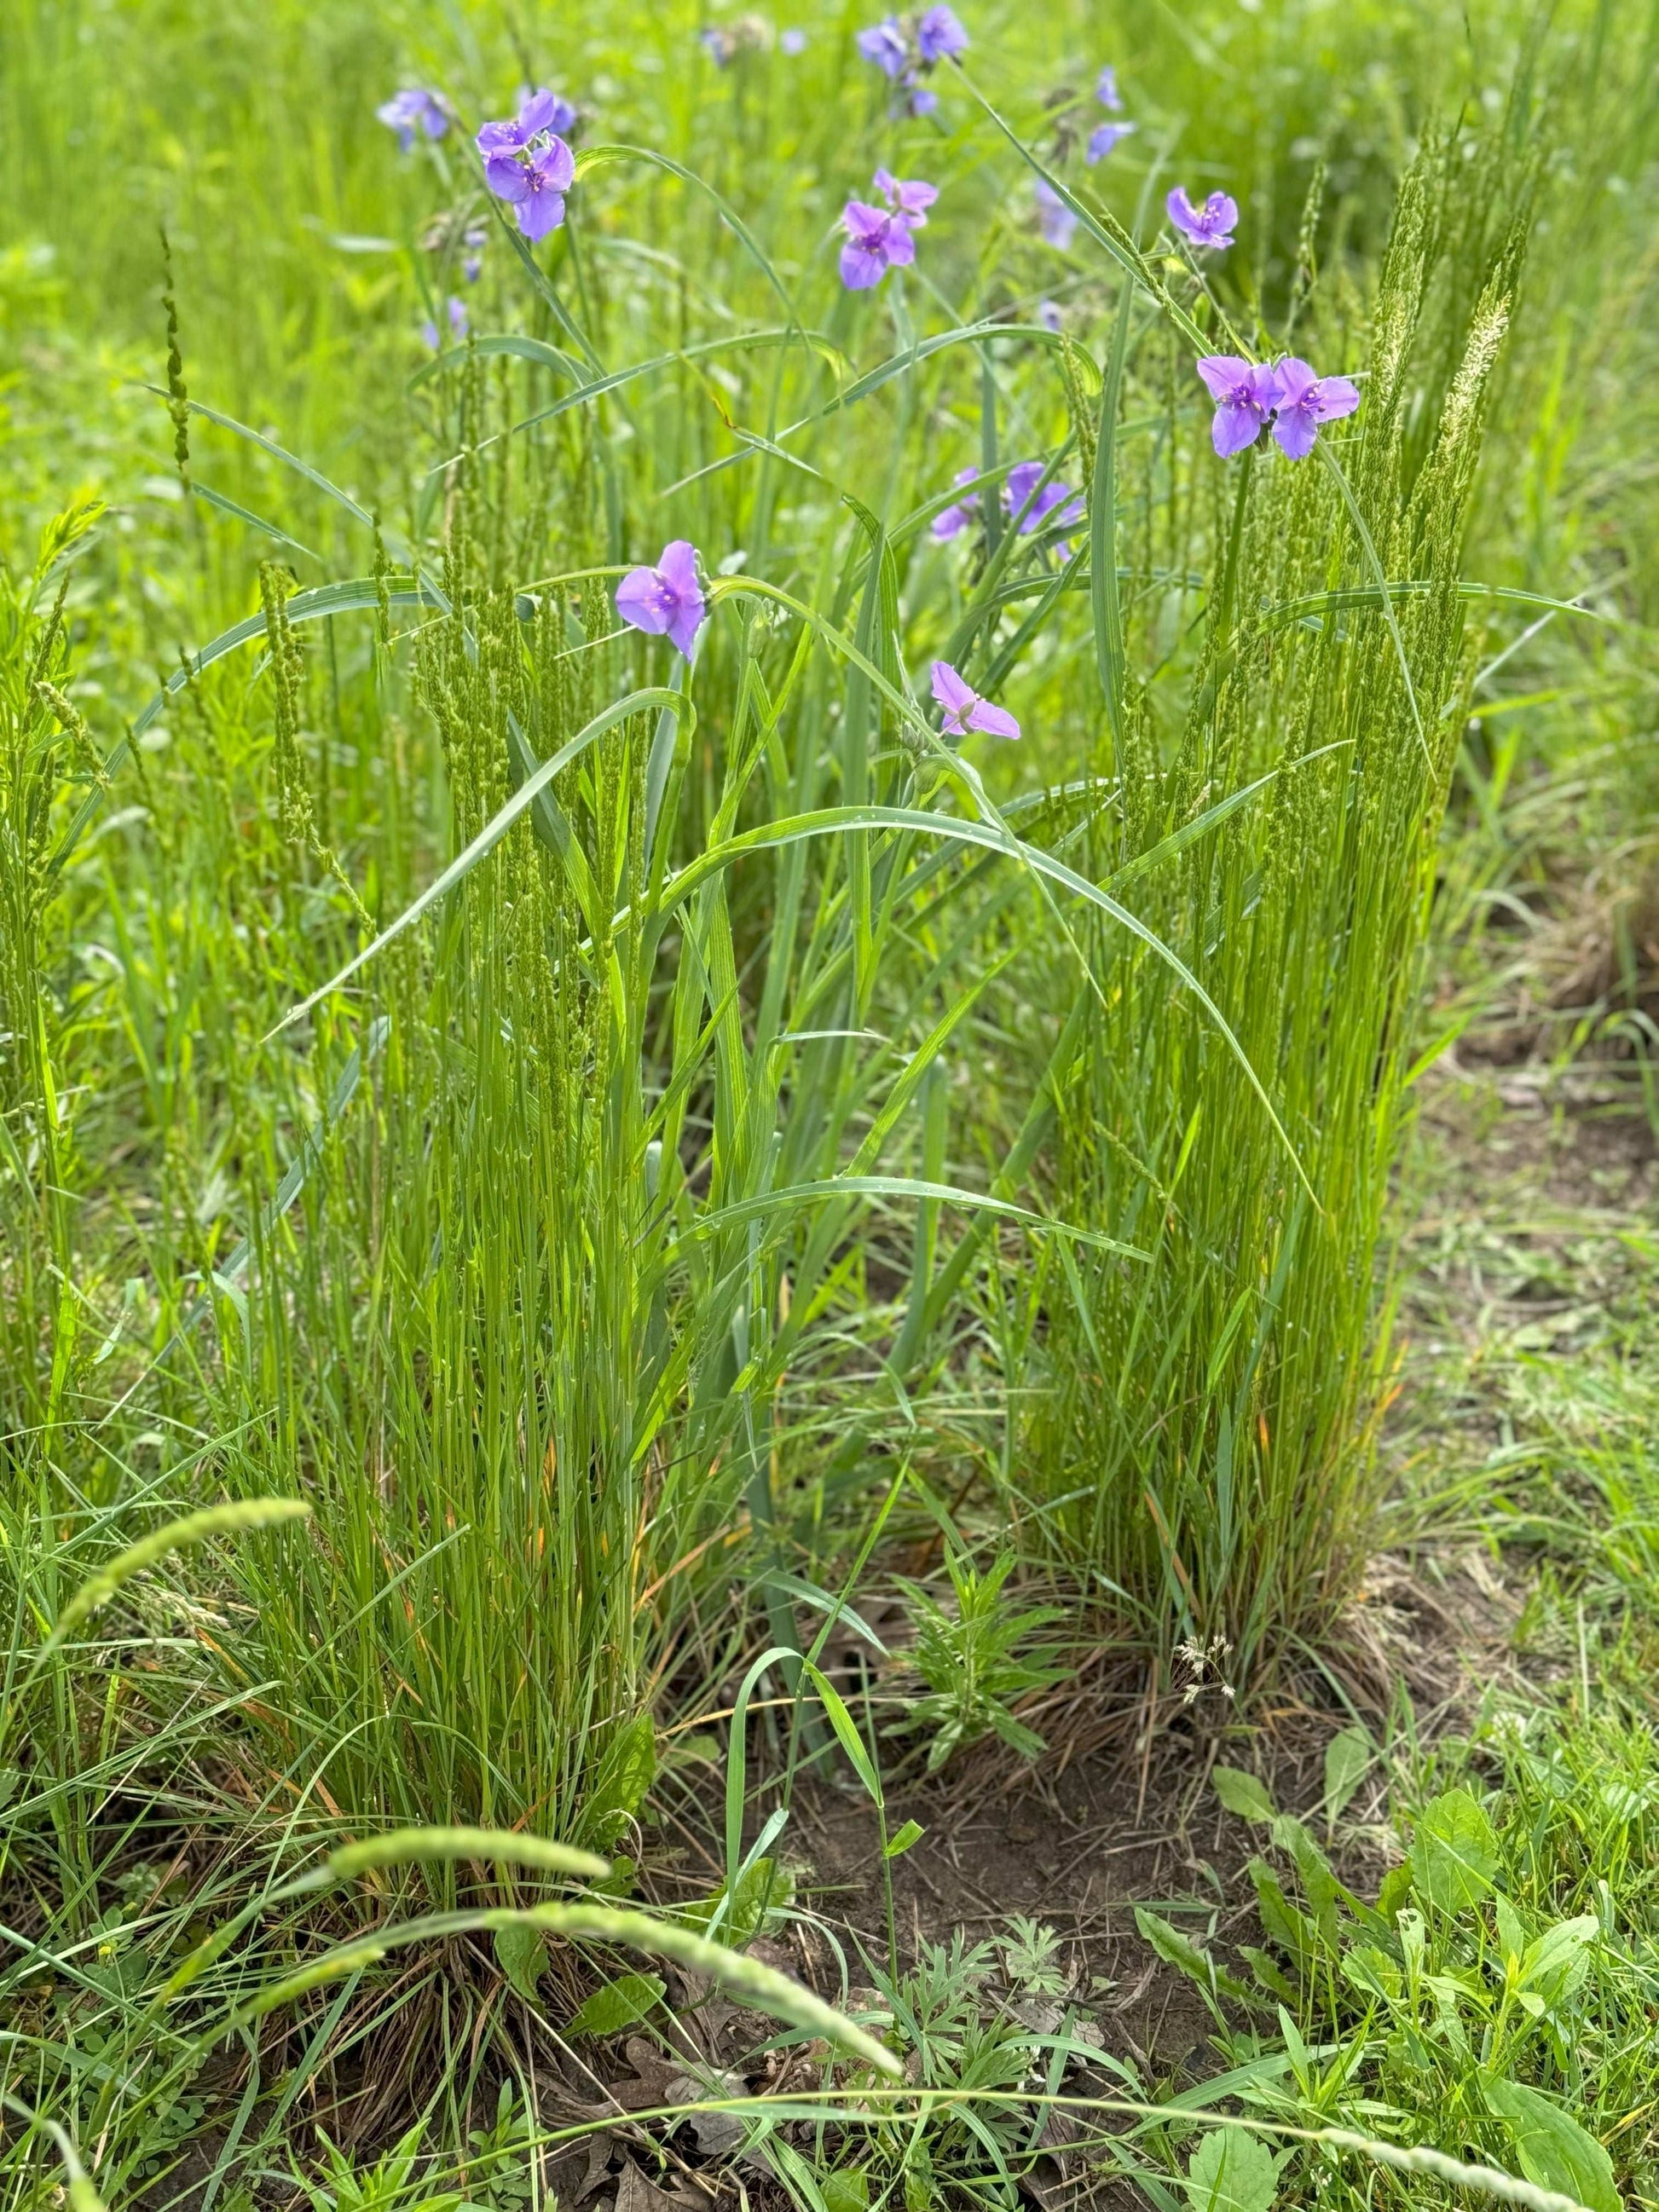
[
  {"x1": 1167, "y1": 187, "x2": 1239, "y2": 251},
  {"x1": 616, "y1": 541, "x2": 708, "y2": 658},
  {"x1": 1086, "y1": 64, "x2": 1136, "y2": 165},
  {"x1": 1006, "y1": 459, "x2": 1084, "y2": 552},
  {"x1": 856, "y1": 5, "x2": 967, "y2": 115},
  {"x1": 840, "y1": 169, "x2": 936, "y2": 290},
  {"x1": 377, "y1": 87, "x2": 450, "y2": 152},
  {"x1": 478, "y1": 89, "x2": 577, "y2": 241},
  {"x1": 1195, "y1": 355, "x2": 1361, "y2": 459},
  {"x1": 933, "y1": 459, "x2": 1084, "y2": 555}
]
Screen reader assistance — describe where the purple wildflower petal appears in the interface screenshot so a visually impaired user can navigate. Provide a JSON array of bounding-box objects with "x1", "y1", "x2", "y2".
[
  {"x1": 857, "y1": 18, "x2": 909, "y2": 75},
  {"x1": 517, "y1": 89, "x2": 559, "y2": 136},
  {"x1": 1086, "y1": 120, "x2": 1136, "y2": 163},
  {"x1": 1035, "y1": 180, "x2": 1078, "y2": 249},
  {"x1": 967, "y1": 696, "x2": 1020, "y2": 739},
  {"x1": 1271, "y1": 407, "x2": 1320, "y2": 460},
  {"x1": 616, "y1": 569, "x2": 672, "y2": 635},
  {"x1": 1195, "y1": 353, "x2": 1249, "y2": 402},
  {"x1": 535, "y1": 136, "x2": 575, "y2": 191},
  {"x1": 1096, "y1": 66, "x2": 1123, "y2": 110},
  {"x1": 916, "y1": 4, "x2": 968, "y2": 61},
  {"x1": 517, "y1": 189, "x2": 566, "y2": 241},
  {"x1": 781, "y1": 27, "x2": 807, "y2": 52},
  {"x1": 1037, "y1": 300, "x2": 1063, "y2": 332},
  {"x1": 1313, "y1": 373, "x2": 1361, "y2": 421},
  {"x1": 486, "y1": 152, "x2": 533, "y2": 201},
  {"x1": 839, "y1": 242, "x2": 887, "y2": 289},
  {"x1": 420, "y1": 318, "x2": 441, "y2": 350},
  {"x1": 1212, "y1": 401, "x2": 1267, "y2": 457}
]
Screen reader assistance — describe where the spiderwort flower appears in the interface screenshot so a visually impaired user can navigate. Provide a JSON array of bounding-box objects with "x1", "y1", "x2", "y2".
[
  {"x1": 1087, "y1": 119, "x2": 1136, "y2": 163},
  {"x1": 1037, "y1": 299, "x2": 1063, "y2": 332},
  {"x1": 1270, "y1": 357, "x2": 1361, "y2": 459},
  {"x1": 616, "y1": 541, "x2": 708, "y2": 659},
  {"x1": 932, "y1": 466, "x2": 982, "y2": 540},
  {"x1": 1195, "y1": 355, "x2": 1281, "y2": 456},
  {"x1": 916, "y1": 4, "x2": 968, "y2": 61},
  {"x1": 781, "y1": 26, "x2": 808, "y2": 51},
  {"x1": 856, "y1": 17, "x2": 910, "y2": 75},
  {"x1": 1166, "y1": 187, "x2": 1238, "y2": 251},
  {"x1": 902, "y1": 78, "x2": 939, "y2": 114},
  {"x1": 378, "y1": 87, "x2": 449, "y2": 151},
  {"x1": 1035, "y1": 181, "x2": 1078, "y2": 250},
  {"x1": 1095, "y1": 65, "x2": 1123, "y2": 110},
  {"x1": 873, "y1": 169, "x2": 939, "y2": 228},
  {"x1": 840, "y1": 199, "x2": 916, "y2": 289},
  {"x1": 485, "y1": 135, "x2": 575, "y2": 241},
  {"x1": 1005, "y1": 459, "x2": 1084, "y2": 536},
  {"x1": 932, "y1": 660, "x2": 1020, "y2": 740}
]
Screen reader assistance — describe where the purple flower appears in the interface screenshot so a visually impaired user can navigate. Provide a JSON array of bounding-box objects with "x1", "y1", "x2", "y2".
[
  {"x1": 485, "y1": 134, "x2": 575, "y2": 240},
  {"x1": 1166, "y1": 187, "x2": 1238, "y2": 251},
  {"x1": 1096, "y1": 65, "x2": 1124, "y2": 111},
  {"x1": 701, "y1": 26, "x2": 735, "y2": 63},
  {"x1": 916, "y1": 4, "x2": 968, "y2": 61},
  {"x1": 1037, "y1": 299, "x2": 1063, "y2": 332},
  {"x1": 1195, "y1": 355, "x2": 1281, "y2": 457},
  {"x1": 932, "y1": 465, "x2": 982, "y2": 541},
  {"x1": 1035, "y1": 180, "x2": 1078, "y2": 250},
  {"x1": 857, "y1": 17, "x2": 910, "y2": 75},
  {"x1": 377, "y1": 88, "x2": 449, "y2": 152},
  {"x1": 461, "y1": 222, "x2": 488, "y2": 283},
  {"x1": 1005, "y1": 460, "x2": 1084, "y2": 536},
  {"x1": 477, "y1": 88, "x2": 571, "y2": 158},
  {"x1": 873, "y1": 168, "x2": 939, "y2": 228},
  {"x1": 422, "y1": 294, "x2": 471, "y2": 350},
  {"x1": 616, "y1": 540, "x2": 708, "y2": 659},
  {"x1": 840, "y1": 199, "x2": 917, "y2": 289},
  {"x1": 932, "y1": 660, "x2": 1020, "y2": 741},
  {"x1": 1270, "y1": 356, "x2": 1361, "y2": 459},
  {"x1": 1087, "y1": 120, "x2": 1136, "y2": 163},
  {"x1": 902, "y1": 78, "x2": 939, "y2": 115},
  {"x1": 781, "y1": 26, "x2": 808, "y2": 51}
]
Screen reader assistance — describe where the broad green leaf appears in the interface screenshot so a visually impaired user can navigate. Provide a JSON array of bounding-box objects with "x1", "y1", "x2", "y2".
[
  {"x1": 568, "y1": 1971, "x2": 666, "y2": 2037},
  {"x1": 1135, "y1": 1909, "x2": 1248, "y2": 2006},
  {"x1": 1322, "y1": 1728, "x2": 1371, "y2": 1826},
  {"x1": 1480, "y1": 2075, "x2": 1620, "y2": 2212},
  {"x1": 494, "y1": 1924, "x2": 548, "y2": 2001},
  {"x1": 885, "y1": 1819, "x2": 925, "y2": 1861},
  {"x1": 822, "y1": 2170, "x2": 870, "y2": 2212},
  {"x1": 589, "y1": 1713, "x2": 658, "y2": 1845},
  {"x1": 1409, "y1": 1788, "x2": 1500, "y2": 1913},
  {"x1": 1212, "y1": 1767, "x2": 1277, "y2": 1823},
  {"x1": 1184, "y1": 2128, "x2": 1280, "y2": 2212}
]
